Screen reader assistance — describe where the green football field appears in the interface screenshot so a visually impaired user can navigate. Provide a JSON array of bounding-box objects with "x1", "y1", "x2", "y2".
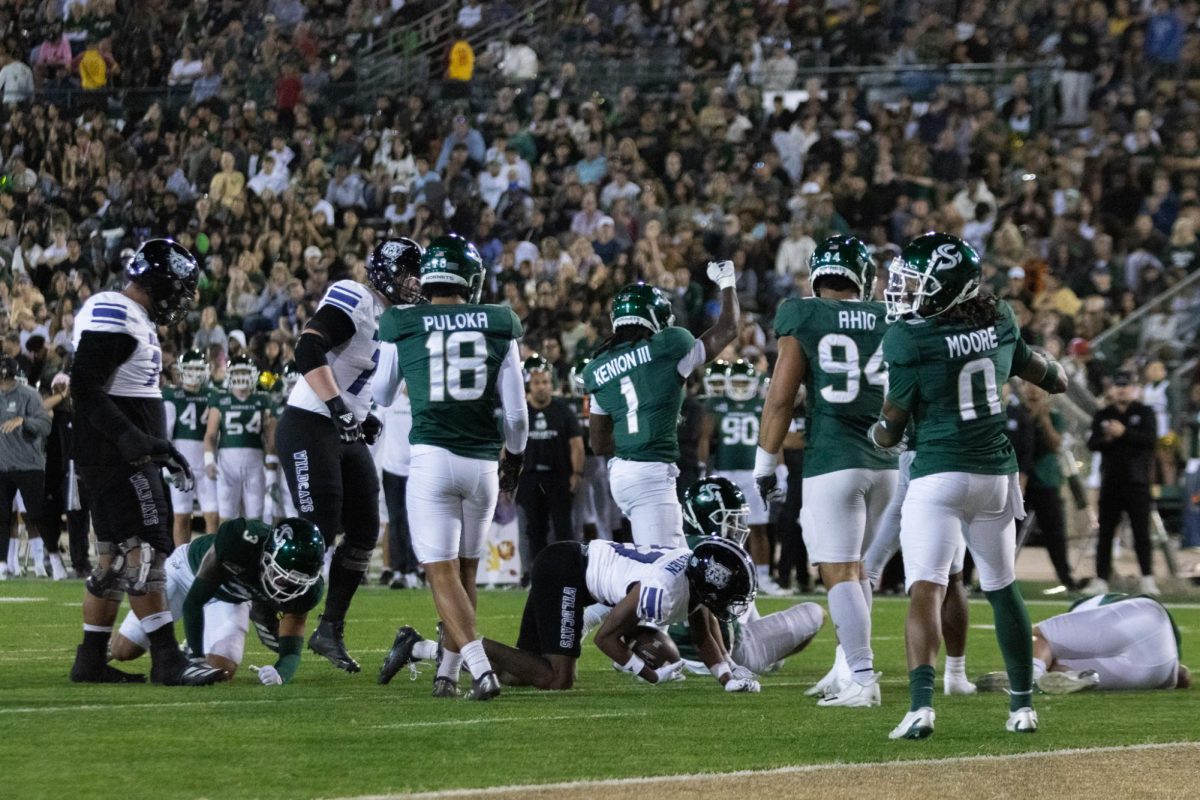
[{"x1": 2, "y1": 580, "x2": 1197, "y2": 799}]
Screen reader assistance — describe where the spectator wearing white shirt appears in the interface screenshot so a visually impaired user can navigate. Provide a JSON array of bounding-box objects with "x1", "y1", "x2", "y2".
[
  {"x1": 457, "y1": 0, "x2": 483, "y2": 29},
  {"x1": 501, "y1": 33, "x2": 538, "y2": 81},
  {"x1": 325, "y1": 162, "x2": 365, "y2": 210},
  {"x1": 478, "y1": 160, "x2": 509, "y2": 210},
  {"x1": 774, "y1": 222, "x2": 816, "y2": 281},
  {"x1": 570, "y1": 191, "x2": 603, "y2": 239},
  {"x1": 168, "y1": 44, "x2": 203, "y2": 85},
  {"x1": 599, "y1": 168, "x2": 640, "y2": 210},
  {"x1": 0, "y1": 50, "x2": 34, "y2": 105},
  {"x1": 762, "y1": 47, "x2": 799, "y2": 91},
  {"x1": 500, "y1": 146, "x2": 531, "y2": 188}
]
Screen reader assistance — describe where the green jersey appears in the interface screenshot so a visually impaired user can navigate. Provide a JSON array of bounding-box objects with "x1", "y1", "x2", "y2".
[
  {"x1": 773, "y1": 298, "x2": 896, "y2": 476},
  {"x1": 164, "y1": 386, "x2": 209, "y2": 442},
  {"x1": 582, "y1": 327, "x2": 702, "y2": 463},
  {"x1": 883, "y1": 301, "x2": 1033, "y2": 479},
  {"x1": 210, "y1": 390, "x2": 271, "y2": 450},
  {"x1": 186, "y1": 520, "x2": 324, "y2": 613},
  {"x1": 706, "y1": 397, "x2": 764, "y2": 471},
  {"x1": 379, "y1": 303, "x2": 523, "y2": 460}
]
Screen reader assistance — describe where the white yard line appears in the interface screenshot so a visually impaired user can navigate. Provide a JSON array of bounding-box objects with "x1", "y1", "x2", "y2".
[
  {"x1": 0, "y1": 695, "x2": 352, "y2": 714},
  {"x1": 369, "y1": 712, "x2": 641, "y2": 730}
]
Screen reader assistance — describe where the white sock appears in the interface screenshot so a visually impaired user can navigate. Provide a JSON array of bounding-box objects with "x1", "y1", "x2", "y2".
[
  {"x1": 322, "y1": 548, "x2": 333, "y2": 580},
  {"x1": 29, "y1": 536, "x2": 44, "y2": 562},
  {"x1": 413, "y1": 640, "x2": 438, "y2": 660},
  {"x1": 945, "y1": 655, "x2": 967, "y2": 678},
  {"x1": 7, "y1": 538, "x2": 19, "y2": 570},
  {"x1": 141, "y1": 611, "x2": 173, "y2": 634},
  {"x1": 460, "y1": 639, "x2": 493, "y2": 678},
  {"x1": 859, "y1": 578, "x2": 873, "y2": 613},
  {"x1": 438, "y1": 650, "x2": 462, "y2": 682},
  {"x1": 833, "y1": 643, "x2": 850, "y2": 682},
  {"x1": 582, "y1": 603, "x2": 609, "y2": 635},
  {"x1": 1032, "y1": 658, "x2": 1047, "y2": 681},
  {"x1": 756, "y1": 563, "x2": 769, "y2": 579},
  {"x1": 828, "y1": 581, "x2": 874, "y2": 685}
]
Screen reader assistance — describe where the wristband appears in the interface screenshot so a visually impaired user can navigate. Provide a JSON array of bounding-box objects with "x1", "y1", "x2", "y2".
[
  {"x1": 204, "y1": 451, "x2": 216, "y2": 467},
  {"x1": 265, "y1": 454, "x2": 279, "y2": 466},
  {"x1": 753, "y1": 446, "x2": 776, "y2": 478},
  {"x1": 710, "y1": 662, "x2": 731, "y2": 681},
  {"x1": 617, "y1": 654, "x2": 646, "y2": 675}
]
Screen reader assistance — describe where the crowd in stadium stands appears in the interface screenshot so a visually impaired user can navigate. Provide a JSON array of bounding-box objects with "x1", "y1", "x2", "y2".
[{"x1": 1, "y1": 0, "x2": 1200, "y2": 578}]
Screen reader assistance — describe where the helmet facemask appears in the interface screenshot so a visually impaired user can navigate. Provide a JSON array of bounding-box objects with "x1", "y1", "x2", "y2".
[
  {"x1": 726, "y1": 375, "x2": 757, "y2": 402},
  {"x1": 260, "y1": 549, "x2": 319, "y2": 602},
  {"x1": 228, "y1": 363, "x2": 259, "y2": 395},
  {"x1": 180, "y1": 360, "x2": 210, "y2": 391}
]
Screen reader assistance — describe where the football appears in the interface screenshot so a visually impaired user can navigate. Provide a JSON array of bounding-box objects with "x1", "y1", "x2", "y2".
[{"x1": 623, "y1": 625, "x2": 680, "y2": 668}]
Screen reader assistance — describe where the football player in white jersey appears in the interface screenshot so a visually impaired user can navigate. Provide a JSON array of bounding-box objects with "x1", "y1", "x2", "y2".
[
  {"x1": 274, "y1": 237, "x2": 423, "y2": 672},
  {"x1": 68, "y1": 238, "x2": 225, "y2": 686},
  {"x1": 380, "y1": 537, "x2": 762, "y2": 693}
]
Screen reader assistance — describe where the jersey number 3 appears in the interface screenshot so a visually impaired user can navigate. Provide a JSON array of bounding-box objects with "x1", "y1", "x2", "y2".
[
  {"x1": 817, "y1": 334, "x2": 886, "y2": 403},
  {"x1": 427, "y1": 330, "x2": 487, "y2": 402}
]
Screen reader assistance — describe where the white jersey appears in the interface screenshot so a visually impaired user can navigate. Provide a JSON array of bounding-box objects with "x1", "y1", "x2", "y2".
[
  {"x1": 73, "y1": 291, "x2": 162, "y2": 399},
  {"x1": 378, "y1": 378, "x2": 412, "y2": 476},
  {"x1": 287, "y1": 280, "x2": 385, "y2": 422},
  {"x1": 585, "y1": 540, "x2": 692, "y2": 626}
]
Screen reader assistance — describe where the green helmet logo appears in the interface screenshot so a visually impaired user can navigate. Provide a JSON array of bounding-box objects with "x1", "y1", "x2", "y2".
[
  {"x1": 885, "y1": 232, "x2": 981, "y2": 322},
  {"x1": 703, "y1": 359, "x2": 732, "y2": 398},
  {"x1": 260, "y1": 518, "x2": 325, "y2": 603},
  {"x1": 809, "y1": 235, "x2": 875, "y2": 300},
  {"x1": 420, "y1": 234, "x2": 485, "y2": 303},
  {"x1": 725, "y1": 359, "x2": 760, "y2": 402},
  {"x1": 610, "y1": 283, "x2": 674, "y2": 332},
  {"x1": 523, "y1": 354, "x2": 552, "y2": 385},
  {"x1": 682, "y1": 476, "x2": 750, "y2": 546},
  {"x1": 568, "y1": 355, "x2": 591, "y2": 397}
]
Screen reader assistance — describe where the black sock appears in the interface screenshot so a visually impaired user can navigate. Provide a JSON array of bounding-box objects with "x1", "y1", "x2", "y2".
[
  {"x1": 81, "y1": 629, "x2": 110, "y2": 659},
  {"x1": 323, "y1": 563, "x2": 364, "y2": 623},
  {"x1": 147, "y1": 624, "x2": 180, "y2": 658}
]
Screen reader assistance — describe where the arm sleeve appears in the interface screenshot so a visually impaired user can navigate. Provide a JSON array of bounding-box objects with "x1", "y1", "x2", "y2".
[
  {"x1": 293, "y1": 305, "x2": 357, "y2": 373},
  {"x1": 70, "y1": 332, "x2": 153, "y2": 448},
  {"x1": 371, "y1": 342, "x2": 403, "y2": 408},
  {"x1": 676, "y1": 339, "x2": 708, "y2": 378},
  {"x1": 496, "y1": 339, "x2": 529, "y2": 455},
  {"x1": 21, "y1": 391, "x2": 51, "y2": 438},
  {"x1": 273, "y1": 635, "x2": 304, "y2": 683}
]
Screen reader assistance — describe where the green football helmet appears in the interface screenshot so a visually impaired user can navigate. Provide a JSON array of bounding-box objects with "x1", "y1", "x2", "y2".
[
  {"x1": 885, "y1": 232, "x2": 981, "y2": 322},
  {"x1": 568, "y1": 355, "x2": 591, "y2": 397},
  {"x1": 179, "y1": 348, "x2": 209, "y2": 390},
  {"x1": 281, "y1": 361, "x2": 300, "y2": 395},
  {"x1": 523, "y1": 354, "x2": 552, "y2": 385},
  {"x1": 703, "y1": 359, "x2": 732, "y2": 398},
  {"x1": 682, "y1": 476, "x2": 750, "y2": 546},
  {"x1": 610, "y1": 282, "x2": 674, "y2": 332},
  {"x1": 260, "y1": 518, "x2": 325, "y2": 603},
  {"x1": 725, "y1": 359, "x2": 759, "y2": 402},
  {"x1": 227, "y1": 354, "x2": 259, "y2": 394},
  {"x1": 810, "y1": 234, "x2": 875, "y2": 300},
  {"x1": 420, "y1": 233, "x2": 485, "y2": 303}
]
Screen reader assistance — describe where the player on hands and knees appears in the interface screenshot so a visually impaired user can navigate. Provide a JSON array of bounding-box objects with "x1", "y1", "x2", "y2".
[
  {"x1": 275, "y1": 237, "x2": 423, "y2": 673},
  {"x1": 204, "y1": 356, "x2": 273, "y2": 524},
  {"x1": 381, "y1": 536, "x2": 762, "y2": 694},
  {"x1": 755, "y1": 236, "x2": 897, "y2": 708},
  {"x1": 68, "y1": 238, "x2": 224, "y2": 686},
  {"x1": 164, "y1": 349, "x2": 219, "y2": 544},
  {"x1": 375, "y1": 235, "x2": 527, "y2": 700},
  {"x1": 111, "y1": 517, "x2": 324, "y2": 684},
  {"x1": 871, "y1": 233, "x2": 1068, "y2": 740}
]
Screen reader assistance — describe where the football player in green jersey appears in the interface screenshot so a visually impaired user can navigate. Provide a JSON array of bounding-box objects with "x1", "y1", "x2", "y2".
[
  {"x1": 203, "y1": 356, "x2": 275, "y2": 523},
  {"x1": 111, "y1": 517, "x2": 325, "y2": 684},
  {"x1": 868, "y1": 233, "x2": 1067, "y2": 740},
  {"x1": 375, "y1": 234, "x2": 529, "y2": 700},
  {"x1": 701, "y1": 358, "x2": 732, "y2": 398},
  {"x1": 566, "y1": 356, "x2": 621, "y2": 541},
  {"x1": 164, "y1": 349, "x2": 218, "y2": 544},
  {"x1": 755, "y1": 235, "x2": 896, "y2": 709},
  {"x1": 582, "y1": 261, "x2": 740, "y2": 547}
]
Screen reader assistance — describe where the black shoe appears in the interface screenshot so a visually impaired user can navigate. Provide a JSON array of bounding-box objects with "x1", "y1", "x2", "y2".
[
  {"x1": 69, "y1": 646, "x2": 145, "y2": 683},
  {"x1": 378, "y1": 626, "x2": 423, "y2": 685},
  {"x1": 431, "y1": 621, "x2": 447, "y2": 685},
  {"x1": 432, "y1": 676, "x2": 459, "y2": 698},
  {"x1": 150, "y1": 649, "x2": 226, "y2": 686},
  {"x1": 464, "y1": 670, "x2": 501, "y2": 701},
  {"x1": 389, "y1": 574, "x2": 405, "y2": 589},
  {"x1": 308, "y1": 614, "x2": 361, "y2": 673},
  {"x1": 379, "y1": 569, "x2": 394, "y2": 586}
]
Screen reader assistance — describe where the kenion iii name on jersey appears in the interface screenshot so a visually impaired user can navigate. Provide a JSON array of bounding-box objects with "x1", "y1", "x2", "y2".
[{"x1": 589, "y1": 345, "x2": 651, "y2": 385}]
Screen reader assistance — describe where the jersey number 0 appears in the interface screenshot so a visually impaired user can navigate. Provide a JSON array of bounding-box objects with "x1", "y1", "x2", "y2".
[{"x1": 426, "y1": 330, "x2": 487, "y2": 402}]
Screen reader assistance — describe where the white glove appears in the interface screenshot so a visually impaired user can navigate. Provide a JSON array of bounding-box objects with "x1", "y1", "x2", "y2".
[
  {"x1": 254, "y1": 664, "x2": 283, "y2": 686},
  {"x1": 730, "y1": 663, "x2": 757, "y2": 681},
  {"x1": 867, "y1": 422, "x2": 907, "y2": 457},
  {"x1": 706, "y1": 260, "x2": 736, "y2": 290},
  {"x1": 724, "y1": 676, "x2": 761, "y2": 693},
  {"x1": 641, "y1": 660, "x2": 686, "y2": 684}
]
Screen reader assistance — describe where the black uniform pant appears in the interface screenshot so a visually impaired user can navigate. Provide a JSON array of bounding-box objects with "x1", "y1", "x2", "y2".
[
  {"x1": 0, "y1": 469, "x2": 51, "y2": 556},
  {"x1": 45, "y1": 465, "x2": 92, "y2": 572},
  {"x1": 382, "y1": 471, "x2": 418, "y2": 575},
  {"x1": 776, "y1": 465, "x2": 809, "y2": 589},
  {"x1": 517, "y1": 474, "x2": 576, "y2": 569},
  {"x1": 1025, "y1": 483, "x2": 1073, "y2": 587},
  {"x1": 1096, "y1": 482, "x2": 1153, "y2": 580}
]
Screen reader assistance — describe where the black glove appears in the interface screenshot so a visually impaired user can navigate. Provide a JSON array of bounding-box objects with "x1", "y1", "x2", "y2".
[
  {"x1": 116, "y1": 429, "x2": 170, "y2": 464},
  {"x1": 499, "y1": 450, "x2": 524, "y2": 494},
  {"x1": 158, "y1": 443, "x2": 195, "y2": 492},
  {"x1": 756, "y1": 473, "x2": 784, "y2": 505},
  {"x1": 326, "y1": 395, "x2": 362, "y2": 443},
  {"x1": 361, "y1": 413, "x2": 383, "y2": 446}
]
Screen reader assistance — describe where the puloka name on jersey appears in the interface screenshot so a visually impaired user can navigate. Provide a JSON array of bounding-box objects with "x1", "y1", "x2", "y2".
[
  {"x1": 422, "y1": 312, "x2": 489, "y2": 332},
  {"x1": 837, "y1": 309, "x2": 878, "y2": 330},
  {"x1": 591, "y1": 344, "x2": 652, "y2": 385},
  {"x1": 945, "y1": 326, "x2": 999, "y2": 358}
]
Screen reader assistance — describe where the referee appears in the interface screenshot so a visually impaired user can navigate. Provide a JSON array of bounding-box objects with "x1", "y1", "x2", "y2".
[{"x1": 516, "y1": 356, "x2": 583, "y2": 582}]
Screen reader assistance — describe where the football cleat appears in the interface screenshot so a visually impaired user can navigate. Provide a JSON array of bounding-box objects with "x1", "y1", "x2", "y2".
[
  {"x1": 151, "y1": 651, "x2": 226, "y2": 686},
  {"x1": 756, "y1": 575, "x2": 791, "y2": 598},
  {"x1": 379, "y1": 626, "x2": 423, "y2": 685},
  {"x1": 1082, "y1": 577, "x2": 1109, "y2": 596},
  {"x1": 464, "y1": 670, "x2": 501, "y2": 701},
  {"x1": 973, "y1": 671, "x2": 1011, "y2": 693},
  {"x1": 1037, "y1": 669, "x2": 1100, "y2": 695},
  {"x1": 1140, "y1": 575, "x2": 1161, "y2": 596},
  {"x1": 818, "y1": 673, "x2": 881, "y2": 707},
  {"x1": 308, "y1": 615, "x2": 361, "y2": 673},
  {"x1": 805, "y1": 663, "x2": 844, "y2": 697},
  {"x1": 889, "y1": 707, "x2": 935, "y2": 740},
  {"x1": 432, "y1": 677, "x2": 459, "y2": 698},
  {"x1": 944, "y1": 675, "x2": 977, "y2": 695},
  {"x1": 69, "y1": 647, "x2": 146, "y2": 683},
  {"x1": 1006, "y1": 707, "x2": 1038, "y2": 733}
]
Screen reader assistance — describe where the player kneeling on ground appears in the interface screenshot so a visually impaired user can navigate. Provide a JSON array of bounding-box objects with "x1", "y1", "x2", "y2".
[
  {"x1": 669, "y1": 477, "x2": 825, "y2": 676},
  {"x1": 111, "y1": 517, "x2": 325, "y2": 684},
  {"x1": 379, "y1": 537, "x2": 761, "y2": 693}
]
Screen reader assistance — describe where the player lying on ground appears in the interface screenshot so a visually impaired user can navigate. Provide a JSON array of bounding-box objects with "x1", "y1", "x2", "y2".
[
  {"x1": 975, "y1": 593, "x2": 1191, "y2": 693},
  {"x1": 668, "y1": 477, "x2": 825, "y2": 676},
  {"x1": 110, "y1": 517, "x2": 325, "y2": 684},
  {"x1": 378, "y1": 536, "x2": 761, "y2": 693}
]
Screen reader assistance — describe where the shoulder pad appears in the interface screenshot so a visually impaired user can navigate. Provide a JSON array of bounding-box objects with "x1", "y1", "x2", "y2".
[{"x1": 320, "y1": 280, "x2": 369, "y2": 316}]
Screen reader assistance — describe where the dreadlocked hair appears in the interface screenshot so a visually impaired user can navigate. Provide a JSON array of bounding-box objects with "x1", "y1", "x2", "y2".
[
  {"x1": 938, "y1": 289, "x2": 1001, "y2": 329},
  {"x1": 594, "y1": 325, "x2": 655, "y2": 356}
]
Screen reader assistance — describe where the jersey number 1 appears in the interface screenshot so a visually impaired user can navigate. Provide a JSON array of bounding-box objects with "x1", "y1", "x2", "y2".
[{"x1": 427, "y1": 331, "x2": 487, "y2": 401}]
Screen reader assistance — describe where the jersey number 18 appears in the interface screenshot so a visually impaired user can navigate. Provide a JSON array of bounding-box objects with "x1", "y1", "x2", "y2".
[{"x1": 426, "y1": 330, "x2": 487, "y2": 402}]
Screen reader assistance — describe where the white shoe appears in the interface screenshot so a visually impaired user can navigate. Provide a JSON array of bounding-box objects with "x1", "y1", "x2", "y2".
[
  {"x1": 1139, "y1": 576, "x2": 1160, "y2": 596},
  {"x1": 944, "y1": 675, "x2": 977, "y2": 695},
  {"x1": 757, "y1": 575, "x2": 790, "y2": 597},
  {"x1": 33, "y1": 558, "x2": 48, "y2": 578},
  {"x1": 404, "y1": 573, "x2": 421, "y2": 589},
  {"x1": 818, "y1": 673, "x2": 881, "y2": 707},
  {"x1": 1082, "y1": 578, "x2": 1109, "y2": 596},
  {"x1": 49, "y1": 554, "x2": 68, "y2": 581},
  {"x1": 1006, "y1": 707, "x2": 1038, "y2": 733},
  {"x1": 1037, "y1": 669, "x2": 1100, "y2": 695},
  {"x1": 0, "y1": 562, "x2": 8, "y2": 581},
  {"x1": 889, "y1": 707, "x2": 935, "y2": 740},
  {"x1": 804, "y1": 662, "x2": 842, "y2": 697}
]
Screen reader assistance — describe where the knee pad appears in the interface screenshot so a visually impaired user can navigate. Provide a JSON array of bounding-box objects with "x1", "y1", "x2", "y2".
[
  {"x1": 119, "y1": 538, "x2": 166, "y2": 596},
  {"x1": 334, "y1": 543, "x2": 374, "y2": 573},
  {"x1": 86, "y1": 542, "x2": 125, "y2": 601}
]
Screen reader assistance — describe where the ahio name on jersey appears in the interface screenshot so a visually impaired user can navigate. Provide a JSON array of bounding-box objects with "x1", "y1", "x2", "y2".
[
  {"x1": 287, "y1": 280, "x2": 384, "y2": 422},
  {"x1": 73, "y1": 292, "x2": 163, "y2": 399}
]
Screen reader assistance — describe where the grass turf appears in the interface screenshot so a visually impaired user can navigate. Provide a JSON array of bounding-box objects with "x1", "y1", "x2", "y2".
[{"x1": 1, "y1": 580, "x2": 1196, "y2": 799}]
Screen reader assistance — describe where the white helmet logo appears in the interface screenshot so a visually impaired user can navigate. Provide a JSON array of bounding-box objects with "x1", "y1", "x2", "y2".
[
  {"x1": 705, "y1": 560, "x2": 732, "y2": 589},
  {"x1": 274, "y1": 524, "x2": 293, "y2": 545},
  {"x1": 381, "y1": 241, "x2": 404, "y2": 260},
  {"x1": 931, "y1": 244, "x2": 962, "y2": 272}
]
